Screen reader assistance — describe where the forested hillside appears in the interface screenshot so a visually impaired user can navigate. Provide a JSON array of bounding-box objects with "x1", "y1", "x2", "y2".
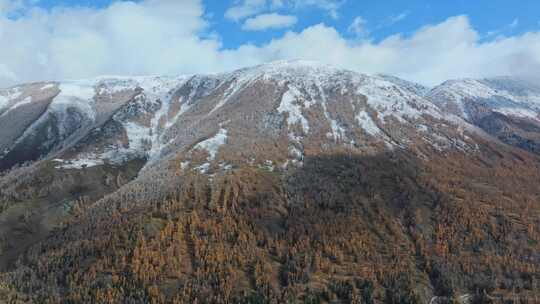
[{"x1": 0, "y1": 62, "x2": 538, "y2": 303}]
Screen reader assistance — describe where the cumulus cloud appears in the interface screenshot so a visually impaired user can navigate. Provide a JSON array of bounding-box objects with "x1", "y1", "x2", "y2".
[
  {"x1": 223, "y1": 16, "x2": 540, "y2": 85},
  {"x1": 0, "y1": 1, "x2": 540, "y2": 88},
  {"x1": 242, "y1": 13, "x2": 297, "y2": 31},
  {"x1": 0, "y1": 0, "x2": 231, "y2": 86}
]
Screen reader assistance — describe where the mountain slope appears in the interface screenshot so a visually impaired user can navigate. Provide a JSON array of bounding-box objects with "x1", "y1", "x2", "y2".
[
  {"x1": 0, "y1": 62, "x2": 538, "y2": 303},
  {"x1": 427, "y1": 77, "x2": 540, "y2": 154},
  {"x1": 0, "y1": 60, "x2": 476, "y2": 174}
]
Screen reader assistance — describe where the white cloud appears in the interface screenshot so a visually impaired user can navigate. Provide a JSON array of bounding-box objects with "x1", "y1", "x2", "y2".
[
  {"x1": 0, "y1": 0, "x2": 29, "y2": 16},
  {"x1": 0, "y1": 0, "x2": 231, "y2": 86},
  {"x1": 1, "y1": 1, "x2": 540, "y2": 88},
  {"x1": 270, "y1": 0, "x2": 285, "y2": 8},
  {"x1": 293, "y1": 0, "x2": 344, "y2": 19},
  {"x1": 225, "y1": 0, "x2": 344, "y2": 21},
  {"x1": 222, "y1": 16, "x2": 540, "y2": 85},
  {"x1": 348, "y1": 16, "x2": 368, "y2": 37},
  {"x1": 0, "y1": 0, "x2": 10, "y2": 13},
  {"x1": 225, "y1": 0, "x2": 266, "y2": 21},
  {"x1": 0, "y1": 0, "x2": 16, "y2": 13},
  {"x1": 242, "y1": 13, "x2": 297, "y2": 31},
  {"x1": 486, "y1": 18, "x2": 521, "y2": 38},
  {"x1": 379, "y1": 11, "x2": 409, "y2": 28}
]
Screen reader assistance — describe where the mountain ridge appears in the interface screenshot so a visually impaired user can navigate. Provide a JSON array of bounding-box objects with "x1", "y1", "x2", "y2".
[
  {"x1": 0, "y1": 61, "x2": 538, "y2": 303},
  {"x1": 0, "y1": 60, "x2": 469, "y2": 173}
]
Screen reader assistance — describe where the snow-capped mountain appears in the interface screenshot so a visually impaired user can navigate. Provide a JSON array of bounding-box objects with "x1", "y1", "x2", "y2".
[
  {"x1": 427, "y1": 76, "x2": 540, "y2": 154},
  {"x1": 427, "y1": 77, "x2": 540, "y2": 121},
  {"x1": 0, "y1": 75, "x2": 189, "y2": 170},
  {"x1": 0, "y1": 60, "x2": 476, "y2": 173},
  {"x1": 1, "y1": 61, "x2": 539, "y2": 303}
]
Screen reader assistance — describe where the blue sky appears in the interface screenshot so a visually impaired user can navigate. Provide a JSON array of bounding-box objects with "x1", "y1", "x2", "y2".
[
  {"x1": 32, "y1": 0, "x2": 540, "y2": 47},
  {"x1": 1, "y1": 0, "x2": 539, "y2": 87}
]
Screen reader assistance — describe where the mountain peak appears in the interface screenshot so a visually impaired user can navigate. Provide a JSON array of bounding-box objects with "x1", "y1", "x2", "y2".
[
  {"x1": 221, "y1": 59, "x2": 354, "y2": 86},
  {"x1": 244, "y1": 59, "x2": 338, "y2": 71}
]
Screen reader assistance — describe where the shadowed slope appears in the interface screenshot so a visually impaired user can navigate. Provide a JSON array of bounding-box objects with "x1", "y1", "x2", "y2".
[{"x1": 0, "y1": 141, "x2": 538, "y2": 303}]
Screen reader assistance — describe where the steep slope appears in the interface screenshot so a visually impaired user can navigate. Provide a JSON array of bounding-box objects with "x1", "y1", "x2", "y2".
[
  {"x1": 0, "y1": 62, "x2": 538, "y2": 303},
  {"x1": 427, "y1": 77, "x2": 540, "y2": 154},
  {"x1": 376, "y1": 74, "x2": 431, "y2": 97},
  {"x1": 0, "y1": 60, "x2": 475, "y2": 175},
  {"x1": 0, "y1": 76, "x2": 188, "y2": 171},
  {"x1": 136, "y1": 60, "x2": 473, "y2": 177}
]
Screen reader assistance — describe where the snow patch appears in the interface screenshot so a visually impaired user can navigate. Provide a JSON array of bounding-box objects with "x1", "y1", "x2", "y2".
[
  {"x1": 98, "y1": 80, "x2": 136, "y2": 95},
  {"x1": 196, "y1": 163, "x2": 211, "y2": 173},
  {"x1": 180, "y1": 161, "x2": 190, "y2": 171},
  {"x1": 194, "y1": 128, "x2": 228, "y2": 160},
  {"x1": 326, "y1": 119, "x2": 346, "y2": 140},
  {"x1": 0, "y1": 87, "x2": 22, "y2": 111},
  {"x1": 356, "y1": 110, "x2": 382, "y2": 136},
  {"x1": 51, "y1": 81, "x2": 97, "y2": 121},
  {"x1": 416, "y1": 124, "x2": 429, "y2": 132},
  {"x1": 494, "y1": 107, "x2": 539, "y2": 120},
  {"x1": 315, "y1": 83, "x2": 345, "y2": 141},
  {"x1": 123, "y1": 122, "x2": 152, "y2": 152},
  {"x1": 278, "y1": 87, "x2": 310, "y2": 132},
  {"x1": 1, "y1": 96, "x2": 33, "y2": 116},
  {"x1": 0, "y1": 96, "x2": 7, "y2": 111},
  {"x1": 41, "y1": 83, "x2": 55, "y2": 90},
  {"x1": 288, "y1": 145, "x2": 304, "y2": 160},
  {"x1": 219, "y1": 162, "x2": 233, "y2": 171},
  {"x1": 142, "y1": 76, "x2": 189, "y2": 163},
  {"x1": 429, "y1": 78, "x2": 540, "y2": 121},
  {"x1": 209, "y1": 76, "x2": 256, "y2": 114},
  {"x1": 164, "y1": 97, "x2": 191, "y2": 130},
  {"x1": 357, "y1": 76, "x2": 440, "y2": 121},
  {"x1": 11, "y1": 96, "x2": 32, "y2": 109},
  {"x1": 54, "y1": 155, "x2": 104, "y2": 169},
  {"x1": 261, "y1": 160, "x2": 275, "y2": 172}
]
